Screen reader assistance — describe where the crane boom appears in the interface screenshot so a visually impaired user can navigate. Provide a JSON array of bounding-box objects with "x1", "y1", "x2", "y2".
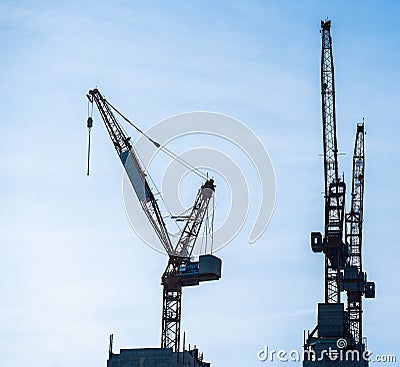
[
  {"x1": 345, "y1": 123, "x2": 365, "y2": 344},
  {"x1": 320, "y1": 20, "x2": 347, "y2": 304},
  {"x1": 174, "y1": 179, "x2": 215, "y2": 257},
  {"x1": 321, "y1": 20, "x2": 339, "y2": 195},
  {"x1": 87, "y1": 88, "x2": 175, "y2": 256},
  {"x1": 347, "y1": 124, "x2": 365, "y2": 274},
  {"x1": 344, "y1": 122, "x2": 376, "y2": 348}
]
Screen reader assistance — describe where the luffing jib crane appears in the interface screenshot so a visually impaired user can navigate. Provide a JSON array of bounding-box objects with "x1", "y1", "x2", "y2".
[
  {"x1": 304, "y1": 20, "x2": 375, "y2": 365},
  {"x1": 86, "y1": 88, "x2": 222, "y2": 353},
  {"x1": 345, "y1": 122, "x2": 375, "y2": 346}
]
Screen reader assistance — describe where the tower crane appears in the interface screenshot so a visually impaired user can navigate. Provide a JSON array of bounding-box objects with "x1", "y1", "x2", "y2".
[
  {"x1": 344, "y1": 123, "x2": 375, "y2": 349},
  {"x1": 304, "y1": 20, "x2": 375, "y2": 365},
  {"x1": 86, "y1": 88, "x2": 222, "y2": 353}
]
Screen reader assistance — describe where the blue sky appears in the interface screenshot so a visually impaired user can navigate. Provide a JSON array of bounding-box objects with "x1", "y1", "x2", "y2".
[{"x1": 0, "y1": 1, "x2": 399, "y2": 366}]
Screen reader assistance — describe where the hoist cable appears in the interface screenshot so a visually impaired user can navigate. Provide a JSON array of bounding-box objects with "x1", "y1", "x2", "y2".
[
  {"x1": 86, "y1": 99, "x2": 94, "y2": 176},
  {"x1": 106, "y1": 100, "x2": 208, "y2": 180},
  {"x1": 87, "y1": 129, "x2": 91, "y2": 176}
]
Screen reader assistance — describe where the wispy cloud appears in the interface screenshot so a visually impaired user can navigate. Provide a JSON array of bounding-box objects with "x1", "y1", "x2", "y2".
[{"x1": 0, "y1": 1, "x2": 399, "y2": 366}]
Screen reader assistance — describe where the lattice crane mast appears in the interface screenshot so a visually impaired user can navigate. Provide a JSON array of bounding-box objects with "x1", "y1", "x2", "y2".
[
  {"x1": 86, "y1": 88, "x2": 221, "y2": 353},
  {"x1": 344, "y1": 123, "x2": 375, "y2": 348},
  {"x1": 311, "y1": 19, "x2": 347, "y2": 304}
]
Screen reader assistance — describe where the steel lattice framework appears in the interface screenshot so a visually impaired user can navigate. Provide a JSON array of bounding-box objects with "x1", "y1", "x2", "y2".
[
  {"x1": 320, "y1": 19, "x2": 347, "y2": 304},
  {"x1": 161, "y1": 285, "x2": 182, "y2": 350},
  {"x1": 345, "y1": 123, "x2": 365, "y2": 344},
  {"x1": 161, "y1": 179, "x2": 215, "y2": 351}
]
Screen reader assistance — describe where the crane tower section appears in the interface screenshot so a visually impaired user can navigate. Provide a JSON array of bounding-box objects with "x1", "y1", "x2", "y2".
[{"x1": 161, "y1": 179, "x2": 219, "y2": 351}]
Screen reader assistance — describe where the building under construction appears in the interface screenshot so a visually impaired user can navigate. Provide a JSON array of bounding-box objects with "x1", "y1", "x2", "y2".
[{"x1": 108, "y1": 341, "x2": 211, "y2": 367}]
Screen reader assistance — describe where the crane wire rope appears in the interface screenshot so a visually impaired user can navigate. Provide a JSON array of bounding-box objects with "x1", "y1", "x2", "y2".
[
  {"x1": 88, "y1": 94, "x2": 214, "y2": 242},
  {"x1": 134, "y1": 145, "x2": 183, "y2": 234},
  {"x1": 200, "y1": 194, "x2": 215, "y2": 256},
  {"x1": 86, "y1": 99, "x2": 94, "y2": 176},
  {"x1": 210, "y1": 194, "x2": 215, "y2": 254},
  {"x1": 106, "y1": 100, "x2": 208, "y2": 181},
  {"x1": 86, "y1": 97, "x2": 177, "y2": 224},
  {"x1": 88, "y1": 96, "x2": 202, "y2": 234},
  {"x1": 105, "y1": 98, "x2": 210, "y2": 235}
]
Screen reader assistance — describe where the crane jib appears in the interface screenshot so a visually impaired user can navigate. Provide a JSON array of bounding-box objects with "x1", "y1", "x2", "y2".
[{"x1": 120, "y1": 150, "x2": 151, "y2": 203}]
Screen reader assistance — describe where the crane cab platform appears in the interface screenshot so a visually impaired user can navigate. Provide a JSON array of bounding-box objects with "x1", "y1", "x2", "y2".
[
  {"x1": 198, "y1": 254, "x2": 222, "y2": 282},
  {"x1": 175, "y1": 254, "x2": 222, "y2": 287}
]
